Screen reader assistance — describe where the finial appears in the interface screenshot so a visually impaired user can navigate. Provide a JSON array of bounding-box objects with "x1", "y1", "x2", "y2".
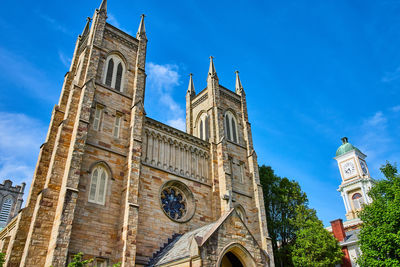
[
  {"x1": 81, "y1": 17, "x2": 92, "y2": 38},
  {"x1": 235, "y1": 70, "x2": 243, "y2": 94},
  {"x1": 137, "y1": 14, "x2": 147, "y2": 38},
  {"x1": 187, "y1": 73, "x2": 195, "y2": 96},
  {"x1": 99, "y1": 0, "x2": 107, "y2": 12},
  {"x1": 341, "y1": 137, "x2": 348, "y2": 144},
  {"x1": 208, "y1": 56, "x2": 217, "y2": 76}
]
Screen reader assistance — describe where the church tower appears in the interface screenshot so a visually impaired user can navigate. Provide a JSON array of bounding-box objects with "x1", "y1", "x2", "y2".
[
  {"x1": 335, "y1": 137, "x2": 374, "y2": 220},
  {"x1": 186, "y1": 58, "x2": 272, "y2": 254},
  {"x1": 0, "y1": 1, "x2": 274, "y2": 266}
]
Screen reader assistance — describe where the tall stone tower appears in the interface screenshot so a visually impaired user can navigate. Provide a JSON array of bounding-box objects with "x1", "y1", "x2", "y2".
[
  {"x1": 0, "y1": 1, "x2": 274, "y2": 266},
  {"x1": 186, "y1": 59, "x2": 271, "y2": 251},
  {"x1": 0, "y1": 180, "x2": 25, "y2": 229},
  {"x1": 335, "y1": 137, "x2": 374, "y2": 220}
]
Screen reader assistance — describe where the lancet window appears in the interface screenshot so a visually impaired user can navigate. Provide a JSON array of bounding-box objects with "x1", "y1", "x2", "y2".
[
  {"x1": 224, "y1": 111, "x2": 238, "y2": 143},
  {"x1": 103, "y1": 55, "x2": 125, "y2": 92},
  {"x1": 88, "y1": 164, "x2": 108, "y2": 205},
  {"x1": 198, "y1": 113, "x2": 209, "y2": 141}
]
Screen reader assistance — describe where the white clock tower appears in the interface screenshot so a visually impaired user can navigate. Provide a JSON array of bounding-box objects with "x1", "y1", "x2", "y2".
[{"x1": 335, "y1": 137, "x2": 374, "y2": 220}]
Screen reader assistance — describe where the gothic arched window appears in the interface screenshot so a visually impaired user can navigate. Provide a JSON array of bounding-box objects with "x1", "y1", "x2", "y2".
[
  {"x1": 235, "y1": 204, "x2": 247, "y2": 224},
  {"x1": 160, "y1": 180, "x2": 196, "y2": 223},
  {"x1": 198, "y1": 113, "x2": 209, "y2": 141},
  {"x1": 88, "y1": 164, "x2": 108, "y2": 205},
  {"x1": 225, "y1": 111, "x2": 238, "y2": 143},
  {"x1": 105, "y1": 58, "x2": 114, "y2": 86},
  {"x1": 103, "y1": 55, "x2": 125, "y2": 92},
  {"x1": 0, "y1": 197, "x2": 13, "y2": 224},
  {"x1": 352, "y1": 193, "x2": 364, "y2": 210}
]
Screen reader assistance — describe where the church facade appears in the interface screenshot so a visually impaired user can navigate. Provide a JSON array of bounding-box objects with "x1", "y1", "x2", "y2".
[{"x1": 0, "y1": 1, "x2": 274, "y2": 266}]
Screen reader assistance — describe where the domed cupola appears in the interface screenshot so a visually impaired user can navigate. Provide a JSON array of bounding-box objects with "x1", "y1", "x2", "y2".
[{"x1": 336, "y1": 137, "x2": 360, "y2": 157}]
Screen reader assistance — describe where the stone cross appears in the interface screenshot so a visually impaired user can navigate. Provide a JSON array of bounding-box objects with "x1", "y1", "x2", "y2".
[{"x1": 223, "y1": 190, "x2": 233, "y2": 210}]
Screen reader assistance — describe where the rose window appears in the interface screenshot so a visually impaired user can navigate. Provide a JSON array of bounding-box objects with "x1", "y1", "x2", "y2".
[
  {"x1": 161, "y1": 187, "x2": 187, "y2": 220},
  {"x1": 159, "y1": 180, "x2": 195, "y2": 223}
]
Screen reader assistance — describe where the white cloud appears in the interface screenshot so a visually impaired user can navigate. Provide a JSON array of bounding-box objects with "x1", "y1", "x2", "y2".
[
  {"x1": 108, "y1": 13, "x2": 133, "y2": 35},
  {"x1": 167, "y1": 118, "x2": 186, "y2": 132},
  {"x1": 0, "y1": 46, "x2": 58, "y2": 102},
  {"x1": 391, "y1": 105, "x2": 400, "y2": 112},
  {"x1": 147, "y1": 63, "x2": 180, "y2": 89},
  {"x1": 146, "y1": 62, "x2": 186, "y2": 130},
  {"x1": 355, "y1": 111, "x2": 400, "y2": 177},
  {"x1": 364, "y1": 111, "x2": 387, "y2": 127},
  {"x1": 36, "y1": 11, "x2": 71, "y2": 35},
  {"x1": 58, "y1": 51, "x2": 71, "y2": 68},
  {"x1": 0, "y1": 112, "x2": 47, "y2": 201},
  {"x1": 107, "y1": 14, "x2": 121, "y2": 28},
  {"x1": 382, "y1": 66, "x2": 400, "y2": 83}
]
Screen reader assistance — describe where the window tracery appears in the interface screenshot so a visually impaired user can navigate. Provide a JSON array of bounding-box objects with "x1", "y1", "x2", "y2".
[
  {"x1": 198, "y1": 113, "x2": 209, "y2": 141},
  {"x1": 103, "y1": 55, "x2": 125, "y2": 92},
  {"x1": 88, "y1": 164, "x2": 108, "y2": 205},
  {"x1": 225, "y1": 111, "x2": 238, "y2": 143},
  {"x1": 159, "y1": 180, "x2": 195, "y2": 223},
  {"x1": 161, "y1": 187, "x2": 186, "y2": 220}
]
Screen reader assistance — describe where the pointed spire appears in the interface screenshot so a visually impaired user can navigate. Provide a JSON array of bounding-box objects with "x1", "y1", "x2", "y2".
[
  {"x1": 235, "y1": 70, "x2": 243, "y2": 94},
  {"x1": 137, "y1": 14, "x2": 147, "y2": 39},
  {"x1": 81, "y1": 17, "x2": 92, "y2": 38},
  {"x1": 99, "y1": 0, "x2": 107, "y2": 12},
  {"x1": 187, "y1": 73, "x2": 196, "y2": 96},
  {"x1": 208, "y1": 56, "x2": 217, "y2": 77}
]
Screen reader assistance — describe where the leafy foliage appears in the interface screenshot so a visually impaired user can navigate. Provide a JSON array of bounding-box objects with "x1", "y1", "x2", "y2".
[
  {"x1": 260, "y1": 165, "x2": 342, "y2": 266},
  {"x1": 66, "y1": 252, "x2": 121, "y2": 267},
  {"x1": 0, "y1": 253, "x2": 5, "y2": 267},
  {"x1": 291, "y1": 206, "x2": 343, "y2": 267},
  {"x1": 259, "y1": 165, "x2": 307, "y2": 266},
  {"x1": 260, "y1": 165, "x2": 308, "y2": 266},
  {"x1": 68, "y1": 253, "x2": 93, "y2": 267},
  {"x1": 358, "y1": 162, "x2": 400, "y2": 266}
]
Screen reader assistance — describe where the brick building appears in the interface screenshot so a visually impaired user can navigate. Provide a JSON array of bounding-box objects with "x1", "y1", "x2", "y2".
[{"x1": 0, "y1": 0, "x2": 274, "y2": 266}]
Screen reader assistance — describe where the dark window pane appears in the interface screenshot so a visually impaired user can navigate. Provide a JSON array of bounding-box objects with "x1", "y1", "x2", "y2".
[
  {"x1": 115, "y1": 63, "x2": 123, "y2": 91},
  {"x1": 200, "y1": 121, "x2": 203, "y2": 140},
  {"x1": 232, "y1": 118, "x2": 237, "y2": 143},
  {"x1": 226, "y1": 116, "x2": 231, "y2": 141},
  {"x1": 105, "y1": 59, "x2": 114, "y2": 86},
  {"x1": 205, "y1": 116, "x2": 209, "y2": 141}
]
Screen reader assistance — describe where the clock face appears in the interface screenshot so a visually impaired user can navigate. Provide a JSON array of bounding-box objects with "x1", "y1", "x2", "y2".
[
  {"x1": 341, "y1": 159, "x2": 357, "y2": 179},
  {"x1": 360, "y1": 160, "x2": 368, "y2": 175}
]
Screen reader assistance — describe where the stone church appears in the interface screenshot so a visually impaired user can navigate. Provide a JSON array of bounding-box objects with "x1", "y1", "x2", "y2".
[{"x1": 0, "y1": 1, "x2": 274, "y2": 266}]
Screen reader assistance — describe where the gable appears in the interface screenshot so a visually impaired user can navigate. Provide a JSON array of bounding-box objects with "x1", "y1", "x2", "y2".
[{"x1": 199, "y1": 209, "x2": 270, "y2": 266}]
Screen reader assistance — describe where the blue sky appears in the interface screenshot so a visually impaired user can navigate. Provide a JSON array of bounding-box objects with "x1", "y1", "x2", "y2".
[{"x1": 0, "y1": 0, "x2": 399, "y2": 226}]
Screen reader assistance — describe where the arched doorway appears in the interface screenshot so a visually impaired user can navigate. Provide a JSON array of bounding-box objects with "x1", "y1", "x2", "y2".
[
  {"x1": 218, "y1": 243, "x2": 257, "y2": 267},
  {"x1": 220, "y1": 251, "x2": 244, "y2": 267}
]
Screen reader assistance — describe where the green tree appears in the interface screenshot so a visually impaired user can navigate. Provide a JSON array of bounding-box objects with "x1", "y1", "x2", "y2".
[
  {"x1": 66, "y1": 252, "x2": 121, "y2": 267},
  {"x1": 357, "y1": 162, "x2": 400, "y2": 266},
  {"x1": 290, "y1": 206, "x2": 343, "y2": 267},
  {"x1": 0, "y1": 252, "x2": 5, "y2": 267},
  {"x1": 259, "y1": 165, "x2": 308, "y2": 266},
  {"x1": 68, "y1": 253, "x2": 93, "y2": 267},
  {"x1": 260, "y1": 165, "x2": 343, "y2": 266}
]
